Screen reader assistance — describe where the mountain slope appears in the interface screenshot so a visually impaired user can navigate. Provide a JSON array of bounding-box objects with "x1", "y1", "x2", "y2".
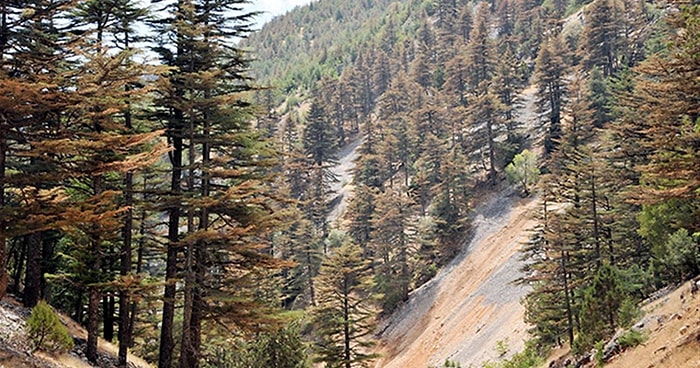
[
  {"x1": 242, "y1": 0, "x2": 422, "y2": 92},
  {"x1": 604, "y1": 280, "x2": 700, "y2": 368},
  {"x1": 374, "y1": 187, "x2": 536, "y2": 367}
]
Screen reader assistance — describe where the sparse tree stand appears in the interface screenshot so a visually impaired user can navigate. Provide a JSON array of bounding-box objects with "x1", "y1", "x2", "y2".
[{"x1": 312, "y1": 243, "x2": 378, "y2": 368}]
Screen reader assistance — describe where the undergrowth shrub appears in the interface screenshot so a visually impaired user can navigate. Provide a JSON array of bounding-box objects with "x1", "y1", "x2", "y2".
[
  {"x1": 482, "y1": 340, "x2": 545, "y2": 368},
  {"x1": 617, "y1": 329, "x2": 648, "y2": 350},
  {"x1": 26, "y1": 300, "x2": 74, "y2": 353}
]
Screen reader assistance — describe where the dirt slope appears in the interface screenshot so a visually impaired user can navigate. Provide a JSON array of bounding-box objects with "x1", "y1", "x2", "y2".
[
  {"x1": 603, "y1": 280, "x2": 700, "y2": 368},
  {"x1": 374, "y1": 190, "x2": 538, "y2": 368}
]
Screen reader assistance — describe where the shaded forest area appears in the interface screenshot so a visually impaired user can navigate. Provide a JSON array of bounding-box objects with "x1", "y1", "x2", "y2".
[{"x1": 1, "y1": 0, "x2": 699, "y2": 368}]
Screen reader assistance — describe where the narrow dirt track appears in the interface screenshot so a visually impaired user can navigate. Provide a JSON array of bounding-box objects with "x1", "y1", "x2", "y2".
[{"x1": 374, "y1": 190, "x2": 539, "y2": 368}]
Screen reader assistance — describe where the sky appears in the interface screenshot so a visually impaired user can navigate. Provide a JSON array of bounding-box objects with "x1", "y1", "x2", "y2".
[{"x1": 247, "y1": 0, "x2": 314, "y2": 27}]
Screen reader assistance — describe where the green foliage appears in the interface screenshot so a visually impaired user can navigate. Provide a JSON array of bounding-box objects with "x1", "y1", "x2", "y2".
[
  {"x1": 496, "y1": 338, "x2": 510, "y2": 358},
  {"x1": 618, "y1": 328, "x2": 648, "y2": 351},
  {"x1": 617, "y1": 293, "x2": 643, "y2": 330},
  {"x1": 312, "y1": 243, "x2": 378, "y2": 367},
  {"x1": 638, "y1": 200, "x2": 696, "y2": 249},
  {"x1": 26, "y1": 301, "x2": 74, "y2": 354},
  {"x1": 434, "y1": 358, "x2": 461, "y2": 368},
  {"x1": 593, "y1": 340, "x2": 605, "y2": 367},
  {"x1": 650, "y1": 228, "x2": 700, "y2": 283},
  {"x1": 575, "y1": 264, "x2": 634, "y2": 355},
  {"x1": 203, "y1": 321, "x2": 310, "y2": 368},
  {"x1": 564, "y1": 0, "x2": 592, "y2": 17},
  {"x1": 505, "y1": 150, "x2": 539, "y2": 196},
  {"x1": 481, "y1": 340, "x2": 544, "y2": 368},
  {"x1": 244, "y1": 0, "x2": 418, "y2": 95}
]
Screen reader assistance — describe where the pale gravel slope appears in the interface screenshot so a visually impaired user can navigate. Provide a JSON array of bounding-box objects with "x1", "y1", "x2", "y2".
[{"x1": 374, "y1": 190, "x2": 538, "y2": 368}]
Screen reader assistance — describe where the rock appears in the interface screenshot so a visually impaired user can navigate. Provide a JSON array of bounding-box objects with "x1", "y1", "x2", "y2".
[
  {"x1": 654, "y1": 345, "x2": 667, "y2": 354},
  {"x1": 603, "y1": 338, "x2": 620, "y2": 361},
  {"x1": 680, "y1": 325, "x2": 689, "y2": 335}
]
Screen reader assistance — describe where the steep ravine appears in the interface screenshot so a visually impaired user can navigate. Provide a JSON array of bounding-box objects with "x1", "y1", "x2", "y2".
[
  {"x1": 373, "y1": 189, "x2": 538, "y2": 368},
  {"x1": 371, "y1": 83, "x2": 542, "y2": 367}
]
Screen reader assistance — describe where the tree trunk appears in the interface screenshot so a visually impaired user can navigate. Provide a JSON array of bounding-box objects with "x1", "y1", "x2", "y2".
[
  {"x1": 561, "y1": 250, "x2": 574, "y2": 347},
  {"x1": 343, "y1": 276, "x2": 351, "y2": 368},
  {"x1": 119, "y1": 82, "x2": 134, "y2": 365},
  {"x1": 129, "y1": 203, "x2": 148, "y2": 349},
  {"x1": 590, "y1": 171, "x2": 601, "y2": 268},
  {"x1": 179, "y1": 244, "x2": 195, "y2": 368},
  {"x1": 23, "y1": 232, "x2": 42, "y2": 308},
  {"x1": 179, "y1": 110, "x2": 198, "y2": 368},
  {"x1": 11, "y1": 240, "x2": 26, "y2": 295},
  {"x1": 487, "y1": 119, "x2": 497, "y2": 185},
  {"x1": 103, "y1": 294, "x2": 115, "y2": 342},
  {"x1": 87, "y1": 286, "x2": 100, "y2": 363},
  {"x1": 73, "y1": 289, "x2": 84, "y2": 323},
  {"x1": 307, "y1": 243, "x2": 316, "y2": 306},
  {"x1": 0, "y1": 135, "x2": 7, "y2": 301},
  {"x1": 40, "y1": 236, "x2": 56, "y2": 304},
  {"x1": 87, "y1": 176, "x2": 103, "y2": 364},
  {"x1": 118, "y1": 169, "x2": 133, "y2": 367},
  {"x1": 159, "y1": 131, "x2": 183, "y2": 368}
]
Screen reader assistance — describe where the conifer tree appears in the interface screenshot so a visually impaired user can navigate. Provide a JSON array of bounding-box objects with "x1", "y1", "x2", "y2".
[
  {"x1": 376, "y1": 72, "x2": 415, "y2": 187},
  {"x1": 456, "y1": 2, "x2": 473, "y2": 44},
  {"x1": 618, "y1": 3, "x2": 700, "y2": 282},
  {"x1": 464, "y1": 3, "x2": 493, "y2": 92},
  {"x1": 370, "y1": 187, "x2": 413, "y2": 312},
  {"x1": 302, "y1": 99, "x2": 339, "y2": 238},
  {"x1": 513, "y1": 0, "x2": 544, "y2": 64},
  {"x1": 151, "y1": 1, "x2": 287, "y2": 366},
  {"x1": 534, "y1": 37, "x2": 568, "y2": 155},
  {"x1": 346, "y1": 184, "x2": 377, "y2": 258},
  {"x1": 467, "y1": 83, "x2": 503, "y2": 185},
  {"x1": 579, "y1": 0, "x2": 623, "y2": 77},
  {"x1": 575, "y1": 263, "x2": 625, "y2": 353},
  {"x1": 431, "y1": 146, "x2": 471, "y2": 258},
  {"x1": 312, "y1": 242, "x2": 377, "y2": 368},
  {"x1": 626, "y1": 3, "x2": 700, "y2": 209},
  {"x1": 0, "y1": 0, "x2": 81, "y2": 310},
  {"x1": 521, "y1": 183, "x2": 577, "y2": 347},
  {"x1": 70, "y1": 2, "x2": 154, "y2": 364}
]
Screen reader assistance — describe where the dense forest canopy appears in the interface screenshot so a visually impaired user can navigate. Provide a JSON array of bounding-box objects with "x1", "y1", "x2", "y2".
[{"x1": 0, "y1": 0, "x2": 699, "y2": 367}]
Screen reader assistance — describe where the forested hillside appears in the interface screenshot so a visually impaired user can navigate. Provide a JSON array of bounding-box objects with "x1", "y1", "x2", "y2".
[{"x1": 0, "y1": 0, "x2": 699, "y2": 367}]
